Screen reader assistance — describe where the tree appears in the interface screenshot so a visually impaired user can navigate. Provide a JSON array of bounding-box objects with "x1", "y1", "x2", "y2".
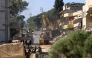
[
  {"x1": 34, "y1": 14, "x2": 42, "y2": 28},
  {"x1": 27, "y1": 9, "x2": 57, "y2": 29},
  {"x1": 27, "y1": 14, "x2": 42, "y2": 29},
  {"x1": 16, "y1": 15, "x2": 25, "y2": 23},
  {"x1": 49, "y1": 30, "x2": 90, "y2": 58},
  {"x1": 27, "y1": 17, "x2": 37, "y2": 31},
  {"x1": 16, "y1": 15, "x2": 25, "y2": 28},
  {"x1": 9, "y1": 0, "x2": 28, "y2": 38},
  {"x1": 10, "y1": 0, "x2": 28, "y2": 17},
  {"x1": 54, "y1": 0, "x2": 64, "y2": 19},
  {"x1": 44, "y1": 8, "x2": 56, "y2": 21},
  {"x1": 10, "y1": 0, "x2": 28, "y2": 24},
  {"x1": 83, "y1": 34, "x2": 92, "y2": 58}
]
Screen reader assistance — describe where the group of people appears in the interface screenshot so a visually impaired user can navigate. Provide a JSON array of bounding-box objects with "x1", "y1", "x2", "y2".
[
  {"x1": 21, "y1": 40, "x2": 32, "y2": 49},
  {"x1": 25, "y1": 46, "x2": 42, "y2": 58},
  {"x1": 40, "y1": 32, "x2": 50, "y2": 44}
]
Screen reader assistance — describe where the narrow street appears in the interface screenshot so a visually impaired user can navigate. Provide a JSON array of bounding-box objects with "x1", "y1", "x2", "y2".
[{"x1": 0, "y1": 0, "x2": 89, "y2": 58}]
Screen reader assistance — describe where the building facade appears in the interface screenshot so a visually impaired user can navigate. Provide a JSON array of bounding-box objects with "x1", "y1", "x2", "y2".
[
  {"x1": 0, "y1": 0, "x2": 10, "y2": 43},
  {"x1": 82, "y1": 0, "x2": 92, "y2": 30},
  {"x1": 61, "y1": 2, "x2": 84, "y2": 30},
  {"x1": 61, "y1": 0, "x2": 92, "y2": 30}
]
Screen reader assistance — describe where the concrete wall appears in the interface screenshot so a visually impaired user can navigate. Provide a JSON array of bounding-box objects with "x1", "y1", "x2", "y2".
[
  {"x1": 63, "y1": 4, "x2": 83, "y2": 11},
  {"x1": 0, "y1": 0, "x2": 10, "y2": 44},
  {"x1": 86, "y1": 0, "x2": 92, "y2": 6},
  {"x1": 82, "y1": 0, "x2": 92, "y2": 29},
  {"x1": 63, "y1": 0, "x2": 92, "y2": 30},
  {"x1": 86, "y1": 16, "x2": 92, "y2": 28},
  {"x1": 70, "y1": 6, "x2": 82, "y2": 10}
]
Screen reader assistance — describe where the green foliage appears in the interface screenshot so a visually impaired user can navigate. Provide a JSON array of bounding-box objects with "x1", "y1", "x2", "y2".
[
  {"x1": 10, "y1": 0, "x2": 28, "y2": 35},
  {"x1": 49, "y1": 37, "x2": 70, "y2": 58},
  {"x1": 44, "y1": 8, "x2": 56, "y2": 21},
  {"x1": 67, "y1": 31, "x2": 89, "y2": 58},
  {"x1": 49, "y1": 30, "x2": 91, "y2": 58},
  {"x1": 27, "y1": 17, "x2": 37, "y2": 31},
  {"x1": 11, "y1": 15, "x2": 25, "y2": 29},
  {"x1": 27, "y1": 8, "x2": 59, "y2": 29},
  {"x1": 54, "y1": 0, "x2": 64, "y2": 18},
  {"x1": 27, "y1": 9, "x2": 55, "y2": 29},
  {"x1": 33, "y1": 14, "x2": 42, "y2": 28},
  {"x1": 28, "y1": 0, "x2": 64, "y2": 29},
  {"x1": 10, "y1": 0, "x2": 28, "y2": 17},
  {"x1": 16, "y1": 15, "x2": 25, "y2": 21},
  {"x1": 10, "y1": 0, "x2": 28, "y2": 27},
  {"x1": 83, "y1": 34, "x2": 92, "y2": 58},
  {"x1": 10, "y1": 0, "x2": 27, "y2": 28}
]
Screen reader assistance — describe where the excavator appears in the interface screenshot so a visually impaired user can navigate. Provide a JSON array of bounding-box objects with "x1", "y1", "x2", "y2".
[{"x1": 40, "y1": 14, "x2": 61, "y2": 44}]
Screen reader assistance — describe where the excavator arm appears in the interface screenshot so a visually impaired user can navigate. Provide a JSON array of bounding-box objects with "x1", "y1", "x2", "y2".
[{"x1": 42, "y1": 14, "x2": 55, "y2": 30}]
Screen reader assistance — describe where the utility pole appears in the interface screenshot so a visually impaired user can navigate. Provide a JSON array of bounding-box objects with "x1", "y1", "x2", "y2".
[
  {"x1": 40, "y1": 7, "x2": 43, "y2": 13},
  {"x1": 39, "y1": 7, "x2": 43, "y2": 47},
  {"x1": 5, "y1": 0, "x2": 10, "y2": 43},
  {"x1": 29, "y1": 13, "x2": 32, "y2": 31},
  {"x1": 40, "y1": 7, "x2": 43, "y2": 32}
]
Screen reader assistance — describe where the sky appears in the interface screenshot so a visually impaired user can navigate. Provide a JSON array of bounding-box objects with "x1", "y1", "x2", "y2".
[{"x1": 21, "y1": 0, "x2": 85, "y2": 20}]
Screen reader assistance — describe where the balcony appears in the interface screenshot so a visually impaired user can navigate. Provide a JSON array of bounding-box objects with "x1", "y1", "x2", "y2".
[
  {"x1": 62, "y1": 24, "x2": 74, "y2": 29},
  {"x1": 73, "y1": 10, "x2": 82, "y2": 17},
  {"x1": 64, "y1": 13, "x2": 73, "y2": 17},
  {"x1": 68, "y1": 24, "x2": 74, "y2": 28}
]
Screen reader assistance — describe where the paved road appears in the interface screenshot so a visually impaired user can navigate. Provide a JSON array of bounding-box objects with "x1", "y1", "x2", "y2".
[
  {"x1": 30, "y1": 53, "x2": 36, "y2": 58},
  {"x1": 40, "y1": 45, "x2": 51, "y2": 52}
]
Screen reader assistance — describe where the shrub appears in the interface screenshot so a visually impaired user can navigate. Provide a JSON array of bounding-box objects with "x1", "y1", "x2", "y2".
[
  {"x1": 83, "y1": 34, "x2": 92, "y2": 58},
  {"x1": 49, "y1": 30, "x2": 91, "y2": 58}
]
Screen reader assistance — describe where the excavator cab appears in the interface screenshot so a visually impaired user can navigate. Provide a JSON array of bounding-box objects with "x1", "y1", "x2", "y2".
[
  {"x1": 40, "y1": 29, "x2": 50, "y2": 45},
  {"x1": 40, "y1": 33, "x2": 44, "y2": 44}
]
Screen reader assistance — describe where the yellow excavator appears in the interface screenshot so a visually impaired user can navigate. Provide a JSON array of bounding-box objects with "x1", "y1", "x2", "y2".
[
  {"x1": 40, "y1": 14, "x2": 53, "y2": 44},
  {"x1": 40, "y1": 14, "x2": 61, "y2": 44}
]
